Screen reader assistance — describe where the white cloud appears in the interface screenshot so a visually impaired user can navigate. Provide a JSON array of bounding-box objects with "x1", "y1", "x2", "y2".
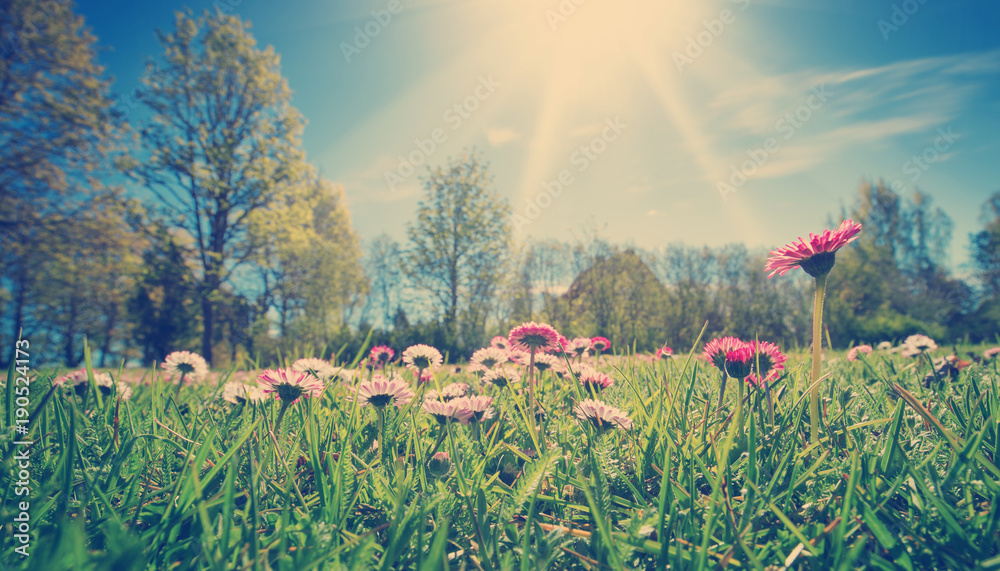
[{"x1": 485, "y1": 126, "x2": 521, "y2": 147}]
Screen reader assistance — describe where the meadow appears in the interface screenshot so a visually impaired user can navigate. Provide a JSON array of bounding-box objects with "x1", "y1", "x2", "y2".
[{"x1": 3, "y1": 330, "x2": 1000, "y2": 571}]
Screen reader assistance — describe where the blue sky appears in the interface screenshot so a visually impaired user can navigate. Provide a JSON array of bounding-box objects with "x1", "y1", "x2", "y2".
[{"x1": 77, "y1": 0, "x2": 1000, "y2": 272}]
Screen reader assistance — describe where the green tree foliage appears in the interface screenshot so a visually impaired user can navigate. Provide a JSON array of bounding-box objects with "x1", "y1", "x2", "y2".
[
  {"x1": 128, "y1": 9, "x2": 310, "y2": 365},
  {"x1": 404, "y1": 150, "x2": 511, "y2": 351},
  {"x1": 0, "y1": 0, "x2": 131, "y2": 365},
  {"x1": 129, "y1": 225, "x2": 200, "y2": 365},
  {"x1": 250, "y1": 175, "x2": 368, "y2": 354},
  {"x1": 970, "y1": 191, "x2": 1000, "y2": 338},
  {"x1": 826, "y1": 180, "x2": 977, "y2": 344}
]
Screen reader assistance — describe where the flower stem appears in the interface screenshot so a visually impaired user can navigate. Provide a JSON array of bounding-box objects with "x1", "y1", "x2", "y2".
[
  {"x1": 809, "y1": 273, "x2": 828, "y2": 445},
  {"x1": 716, "y1": 371, "x2": 728, "y2": 411},
  {"x1": 528, "y1": 347, "x2": 537, "y2": 412},
  {"x1": 274, "y1": 400, "x2": 291, "y2": 434}
]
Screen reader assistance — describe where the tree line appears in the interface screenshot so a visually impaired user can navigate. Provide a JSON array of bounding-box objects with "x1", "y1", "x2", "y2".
[{"x1": 1, "y1": 3, "x2": 997, "y2": 368}]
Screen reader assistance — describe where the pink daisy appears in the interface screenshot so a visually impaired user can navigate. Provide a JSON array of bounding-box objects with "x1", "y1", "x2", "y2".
[
  {"x1": 765, "y1": 219, "x2": 863, "y2": 278},
  {"x1": 578, "y1": 366, "x2": 614, "y2": 393},
  {"x1": 161, "y1": 350, "x2": 210, "y2": 384},
  {"x1": 847, "y1": 345, "x2": 873, "y2": 362},
  {"x1": 451, "y1": 395, "x2": 495, "y2": 424},
  {"x1": 748, "y1": 340, "x2": 786, "y2": 379},
  {"x1": 508, "y1": 322, "x2": 560, "y2": 353},
  {"x1": 655, "y1": 346, "x2": 673, "y2": 360},
  {"x1": 469, "y1": 346, "x2": 509, "y2": 372},
  {"x1": 353, "y1": 374, "x2": 415, "y2": 409},
  {"x1": 567, "y1": 337, "x2": 592, "y2": 358},
  {"x1": 984, "y1": 347, "x2": 1000, "y2": 360},
  {"x1": 256, "y1": 368, "x2": 325, "y2": 404},
  {"x1": 532, "y1": 352, "x2": 561, "y2": 373},
  {"x1": 703, "y1": 337, "x2": 745, "y2": 371},
  {"x1": 482, "y1": 368, "x2": 521, "y2": 388},
  {"x1": 426, "y1": 383, "x2": 470, "y2": 402},
  {"x1": 590, "y1": 336, "x2": 611, "y2": 353},
  {"x1": 422, "y1": 399, "x2": 473, "y2": 424},
  {"x1": 369, "y1": 345, "x2": 395, "y2": 367},
  {"x1": 402, "y1": 344, "x2": 444, "y2": 371},
  {"x1": 574, "y1": 399, "x2": 632, "y2": 431},
  {"x1": 490, "y1": 336, "x2": 511, "y2": 350},
  {"x1": 724, "y1": 345, "x2": 754, "y2": 380}
]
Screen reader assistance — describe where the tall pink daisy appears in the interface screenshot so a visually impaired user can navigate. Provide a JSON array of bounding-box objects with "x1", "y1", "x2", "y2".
[
  {"x1": 508, "y1": 321, "x2": 560, "y2": 412},
  {"x1": 766, "y1": 219, "x2": 862, "y2": 444},
  {"x1": 703, "y1": 336, "x2": 744, "y2": 408},
  {"x1": 508, "y1": 322, "x2": 560, "y2": 353},
  {"x1": 748, "y1": 340, "x2": 786, "y2": 380}
]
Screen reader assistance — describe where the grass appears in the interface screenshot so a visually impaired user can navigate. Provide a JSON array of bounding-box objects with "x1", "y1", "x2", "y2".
[{"x1": 2, "y1": 341, "x2": 1000, "y2": 570}]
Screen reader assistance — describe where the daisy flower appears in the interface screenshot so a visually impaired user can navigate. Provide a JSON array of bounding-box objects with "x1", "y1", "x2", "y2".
[
  {"x1": 578, "y1": 366, "x2": 614, "y2": 393},
  {"x1": 533, "y1": 352, "x2": 561, "y2": 373},
  {"x1": 900, "y1": 334, "x2": 938, "y2": 357},
  {"x1": 369, "y1": 345, "x2": 395, "y2": 367},
  {"x1": 847, "y1": 345, "x2": 873, "y2": 362},
  {"x1": 590, "y1": 336, "x2": 611, "y2": 353},
  {"x1": 766, "y1": 220, "x2": 861, "y2": 445},
  {"x1": 482, "y1": 368, "x2": 521, "y2": 388},
  {"x1": 426, "y1": 383, "x2": 469, "y2": 402},
  {"x1": 765, "y1": 219, "x2": 863, "y2": 279},
  {"x1": 748, "y1": 340, "x2": 786, "y2": 379},
  {"x1": 703, "y1": 337, "x2": 745, "y2": 371},
  {"x1": 451, "y1": 395, "x2": 495, "y2": 424},
  {"x1": 574, "y1": 399, "x2": 632, "y2": 431},
  {"x1": 877, "y1": 341, "x2": 893, "y2": 351},
  {"x1": 508, "y1": 322, "x2": 561, "y2": 353},
  {"x1": 724, "y1": 345, "x2": 754, "y2": 381},
  {"x1": 655, "y1": 346, "x2": 673, "y2": 360},
  {"x1": 353, "y1": 374, "x2": 415, "y2": 409},
  {"x1": 222, "y1": 381, "x2": 266, "y2": 404},
  {"x1": 257, "y1": 368, "x2": 325, "y2": 404},
  {"x1": 490, "y1": 336, "x2": 511, "y2": 350},
  {"x1": 55, "y1": 369, "x2": 115, "y2": 397},
  {"x1": 161, "y1": 351, "x2": 210, "y2": 384},
  {"x1": 567, "y1": 337, "x2": 591, "y2": 359},
  {"x1": 292, "y1": 357, "x2": 338, "y2": 380},
  {"x1": 402, "y1": 344, "x2": 444, "y2": 371},
  {"x1": 422, "y1": 399, "x2": 473, "y2": 425},
  {"x1": 984, "y1": 347, "x2": 1000, "y2": 360},
  {"x1": 470, "y1": 346, "x2": 508, "y2": 372}
]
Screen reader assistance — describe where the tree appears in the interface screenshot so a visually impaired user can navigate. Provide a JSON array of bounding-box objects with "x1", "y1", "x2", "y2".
[
  {"x1": 972, "y1": 191, "x2": 1000, "y2": 299},
  {"x1": 404, "y1": 150, "x2": 511, "y2": 351},
  {"x1": 364, "y1": 234, "x2": 405, "y2": 329},
  {"x1": 129, "y1": 9, "x2": 310, "y2": 365},
  {"x1": 250, "y1": 174, "x2": 367, "y2": 350},
  {"x1": 129, "y1": 225, "x2": 200, "y2": 365},
  {"x1": 0, "y1": 0, "x2": 122, "y2": 361}
]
